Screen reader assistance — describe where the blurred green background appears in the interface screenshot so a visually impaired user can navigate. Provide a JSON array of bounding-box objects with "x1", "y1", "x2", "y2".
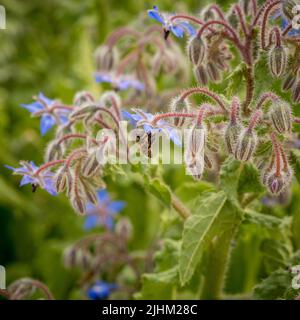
[{"x1": 1, "y1": 0, "x2": 300, "y2": 300}]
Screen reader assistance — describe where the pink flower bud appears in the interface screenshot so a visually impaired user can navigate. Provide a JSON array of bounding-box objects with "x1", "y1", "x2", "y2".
[
  {"x1": 188, "y1": 36, "x2": 206, "y2": 66},
  {"x1": 268, "y1": 45, "x2": 287, "y2": 78}
]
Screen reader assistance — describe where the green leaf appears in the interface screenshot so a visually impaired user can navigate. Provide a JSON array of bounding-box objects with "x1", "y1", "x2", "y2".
[
  {"x1": 253, "y1": 269, "x2": 292, "y2": 300},
  {"x1": 144, "y1": 177, "x2": 172, "y2": 207},
  {"x1": 136, "y1": 267, "x2": 178, "y2": 300},
  {"x1": 220, "y1": 157, "x2": 264, "y2": 205},
  {"x1": 220, "y1": 157, "x2": 243, "y2": 203},
  {"x1": 179, "y1": 192, "x2": 228, "y2": 285}
]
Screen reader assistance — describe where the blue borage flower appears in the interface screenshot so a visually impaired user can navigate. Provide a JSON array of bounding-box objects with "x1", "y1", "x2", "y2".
[
  {"x1": 272, "y1": 9, "x2": 300, "y2": 37},
  {"x1": 84, "y1": 189, "x2": 125, "y2": 230},
  {"x1": 147, "y1": 6, "x2": 196, "y2": 38},
  {"x1": 87, "y1": 281, "x2": 118, "y2": 300},
  {"x1": 5, "y1": 161, "x2": 57, "y2": 195},
  {"x1": 21, "y1": 93, "x2": 70, "y2": 135},
  {"x1": 122, "y1": 109, "x2": 182, "y2": 146},
  {"x1": 94, "y1": 71, "x2": 144, "y2": 91}
]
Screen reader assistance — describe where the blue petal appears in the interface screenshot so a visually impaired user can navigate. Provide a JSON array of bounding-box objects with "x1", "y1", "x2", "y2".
[
  {"x1": 171, "y1": 25, "x2": 185, "y2": 38},
  {"x1": 20, "y1": 102, "x2": 44, "y2": 113},
  {"x1": 40, "y1": 114, "x2": 56, "y2": 135},
  {"x1": 168, "y1": 128, "x2": 183, "y2": 146},
  {"x1": 84, "y1": 214, "x2": 98, "y2": 230},
  {"x1": 5, "y1": 165, "x2": 16, "y2": 171},
  {"x1": 179, "y1": 21, "x2": 196, "y2": 36},
  {"x1": 20, "y1": 175, "x2": 35, "y2": 186},
  {"x1": 44, "y1": 178, "x2": 57, "y2": 196},
  {"x1": 121, "y1": 110, "x2": 138, "y2": 126},
  {"x1": 103, "y1": 215, "x2": 114, "y2": 230},
  {"x1": 107, "y1": 201, "x2": 125, "y2": 213},
  {"x1": 97, "y1": 189, "x2": 110, "y2": 202},
  {"x1": 59, "y1": 114, "x2": 69, "y2": 124},
  {"x1": 148, "y1": 8, "x2": 165, "y2": 25},
  {"x1": 94, "y1": 72, "x2": 112, "y2": 83},
  {"x1": 87, "y1": 282, "x2": 112, "y2": 300},
  {"x1": 38, "y1": 92, "x2": 54, "y2": 106}
]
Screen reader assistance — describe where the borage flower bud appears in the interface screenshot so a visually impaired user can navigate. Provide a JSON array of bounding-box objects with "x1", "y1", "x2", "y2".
[
  {"x1": 268, "y1": 45, "x2": 287, "y2": 78},
  {"x1": 79, "y1": 178, "x2": 98, "y2": 205},
  {"x1": 184, "y1": 124, "x2": 206, "y2": 180},
  {"x1": 45, "y1": 140, "x2": 64, "y2": 162},
  {"x1": 265, "y1": 172, "x2": 286, "y2": 195},
  {"x1": 169, "y1": 97, "x2": 190, "y2": 127},
  {"x1": 292, "y1": 79, "x2": 300, "y2": 103},
  {"x1": 225, "y1": 122, "x2": 243, "y2": 154},
  {"x1": 188, "y1": 36, "x2": 206, "y2": 66},
  {"x1": 204, "y1": 154, "x2": 213, "y2": 170},
  {"x1": 206, "y1": 61, "x2": 220, "y2": 82},
  {"x1": 269, "y1": 101, "x2": 292, "y2": 134},
  {"x1": 194, "y1": 65, "x2": 208, "y2": 85},
  {"x1": 55, "y1": 167, "x2": 69, "y2": 193},
  {"x1": 63, "y1": 246, "x2": 77, "y2": 269},
  {"x1": 282, "y1": 0, "x2": 298, "y2": 20},
  {"x1": 73, "y1": 91, "x2": 95, "y2": 107},
  {"x1": 82, "y1": 151, "x2": 101, "y2": 177},
  {"x1": 227, "y1": 9, "x2": 239, "y2": 29},
  {"x1": 234, "y1": 110, "x2": 261, "y2": 161},
  {"x1": 282, "y1": 72, "x2": 297, "y2": 91},
  {"x1": 235, "y1": 129, "x2": 257, "y2": 162},
  {"x1": 70, "y1": 104, "x2": 98, "y2": 120},
  {"x1": 94, "y1": 45, "x2": 119, "y2": 71},
  {"x1": 71, "y1": 195, "x2": 86, "y2": 215},
  {"x1": 115, "y1": 218, "x2": 133, "y2": 242}
]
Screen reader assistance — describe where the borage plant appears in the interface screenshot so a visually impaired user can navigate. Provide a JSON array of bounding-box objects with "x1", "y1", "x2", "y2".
[{"x1": 5, "y1": 0, "x2": 300, "y2": 300}]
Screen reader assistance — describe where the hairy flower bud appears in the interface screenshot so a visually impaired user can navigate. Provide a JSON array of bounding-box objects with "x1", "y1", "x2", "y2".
[
  {"x1": 71, "y1": 196, "x2": 86, "y2": 215},
  {"x1": 55, "y1": 167, "x2": 69, "y2": 193},
  {"x1": 282, "y1": 72, "x2": 297, "y2": 91},
  {"x1": 234, "y1": 130, "x2": 257, "y2": 162},
  {"x1": 206, "y1": 61, "x2": 220, "y2": 82},
  {"x1": 188, "y1": 36, "x2": 206, "y2": 66},
  {"x1": 265, "y1": 172, "x2": 286, "y2": 195},
  {"x1": 63, "y1": 246, "x2": 77, "y2": 269},
  {"x1": 169, "y1": 97, "x2": 190, "y2": 127},
  {"x1": 45, "y1": 140, "x2": 64, "y2": 162},
  {"x1": 184, "y1": 124, "x2": 206, "y2": 180},
  {"x1": 73, "y1": 91, "x2": 95, "y2": 107},
  {"x1": 292, "y1": 79, "x2": 300, "y2": 103},
  {"x1": 70, "y1": 104, "x2": 98, "y2": 120},
  {"x1": 225, "y1": 122, "x2": 243, "y2": 154},
  {"x1": 94, "y1": 45, "x2": 119, "y2": 71},
  {"x1": 115, "y1": 217, "x2": 133, "y2": 242},
  {"x1": 194, "y1": 65, "x2": 208, "y2": 85},
  {"x1": 82, "y1": 151, "x2": 101, "y2": 177},
  {"x1": 269, "y1": 101, "x2": 292, "y2": 134},
  {"x1": 268, "y1": 45, "x2": 287, "y2": 77},
  {"x1": 282, "y1": 0, "x2": 298, "y2": 20}
]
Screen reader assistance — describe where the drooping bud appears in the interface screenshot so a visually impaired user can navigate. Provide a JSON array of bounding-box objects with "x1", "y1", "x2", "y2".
[
  {"x1": 269, "y1": 101, "x2": 292, "y2": 134},
  {"x1": 73, "y1": 91, "x2": 95, "y2": 107},
  {"x1": 204, "y1": 153, "x2": 213, "y2": 170},
  {"x1": 169, "y1": 97, "x2": 190, "y2": 127},
  {"x1": 45, "y1": 140, "x2": 64, "y2": 162},
  {"x1": 292, "y1": 79, "x2": 300, "y2": 103},
  {"x1": 82, "y1": 151, "x2": 101, "y2": 177},
  {"x1": 79, "y1": 178, "x2": 98, "y2": 205},
  {"x1": 188, "y1": 36, "x2": 206, "y2": 66},
  {"x1": 268, "y1": 45, "x2": 287, "y2": 77},
  {"x1": 240, "y1": 0, "x2": 252, "y2": 15},
  {"x1": 115, "y1": 218, "x2": 133, "y2": 242},
  {"x1": 282, "y1": 72, "x2": 297, "y2": 91},
  {"x1": 282, "y1": 0, "x2": 298, "y2": 20},
  {"x1": 70, "y1": 104, "x2": 98, "y2": 120},
  {"x1": 55, "y1": 167, "x2": 69, "y2": 193},
  {"x1": 94, "y1": 45, "x2": 119, "y2": 71},
  {"x1": 234, "y1": 130, "x2": 257, "y2": 162},
  {"x1": 71, "y1": 196, "x2": 86, "y2": 215},
  {"x1": 184, "y1": 124, "x2": 206, "y2": 180},
  {"x1": 194, "y1": 65, "x2": 208, "y2": 85},
  {"x1": 225, "y1": 122, "x2": 243, "y2": 154},
  {"x1": 266, "y1": 172, "x2": 286, "y2": 195},
  {"x1": 63, "y1": 246, "x2": 77, "y2": 269},
  {"x1": 206, "y1": 61, "x2": 220, "y2": 82}
]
